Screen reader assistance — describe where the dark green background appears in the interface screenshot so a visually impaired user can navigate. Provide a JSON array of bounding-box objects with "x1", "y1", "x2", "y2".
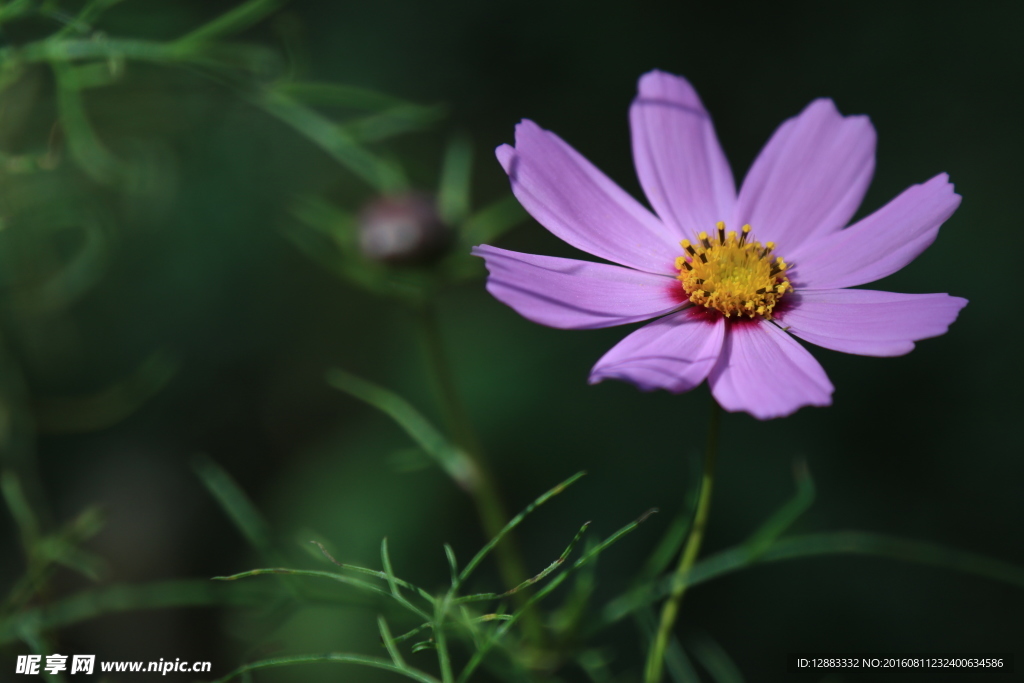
[{"x1": 0, "y1": 0, "x2": 1020, "y2": 681}]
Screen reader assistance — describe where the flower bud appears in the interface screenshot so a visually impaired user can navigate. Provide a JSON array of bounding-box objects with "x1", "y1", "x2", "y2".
[{"x1": 357, "y1": 193, "x2": 452, "y2": 265}]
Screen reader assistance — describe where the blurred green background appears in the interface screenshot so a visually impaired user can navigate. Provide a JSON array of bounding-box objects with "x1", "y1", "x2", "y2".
[{"x1": 0, "y1": 0, "x2": 1021, "y2": 681}]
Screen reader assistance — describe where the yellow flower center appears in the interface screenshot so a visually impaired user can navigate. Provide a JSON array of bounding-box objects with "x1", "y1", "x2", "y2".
[{"x1": 674, "y1": 222, "x2": 792, "y2": 319}]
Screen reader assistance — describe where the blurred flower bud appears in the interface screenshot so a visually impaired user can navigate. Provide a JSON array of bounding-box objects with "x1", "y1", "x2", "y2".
[{"x1": 357, "y1": 193, "x2": 452, "y2": 265}]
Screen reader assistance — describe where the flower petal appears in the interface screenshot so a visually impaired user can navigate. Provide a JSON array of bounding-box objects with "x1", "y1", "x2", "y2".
[
  {"x1": 589, "y1": 310, "x2": 725, "y2": 392},
  {"x1": 786, "y1": 173, "x2": 960, "y2": 290},
  {"x1": 497, "y1": 120, "x2": 679, "y2": 274},
  {"x1": 775, "y1": 289, "x2": 968, "y2": 356},
  {"x1": 630, "y1": 71, "x2": 736, "y2": 237},
  {"x1": 734, "y1": 99, "x2": 876, "y2": 253},
  {"x1": 473, "y1": 245, "x2": 683, "y2": 330},
  {"x1": 708, "y1": 319, "x2": 833, "y2": 419}
]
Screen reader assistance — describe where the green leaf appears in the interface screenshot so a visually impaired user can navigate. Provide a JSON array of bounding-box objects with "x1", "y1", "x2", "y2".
[
  {"x1": 211, "y1": 653, "x2": 441, "y2": 683},
  {"x1": 456, "y1": 471, "x2": 587, "y2": 588},
  {"x1": 378, "y1": 615, "x2": 407, "y2": 668},
  {"x1": 36, "y1": 538, "x2": 105, "y2": 582},
  {"x1": 600, "y1": 531, "x2": 1024, "y2": 629},
  {"x1": 193, "y1": 455, "x2": 280, "y2": 564},
  {"x1": 2, "y1": 503, "x2": 107, "y2": 611},
  {"x1": 55, "y1": 62, "x2": 124, "y2": 90},
  {"x1": 289, "y1": 195, "x2": 357, "y2": 245},
  {"x1": 455, "y1": 521, "x2": 590, "y2": 603},
  {"x1": 175, "y1": 0, "x2": 286, "y2": 44},
  {"x1": 392, "y1": 621, "x2": 431, "y2": 644},
  {"x1": 10, "y1": 37, "x2": 274, "y2": 73},
  {"x1": 274, "y1": 81, "x2": 421, "y2": 111},
  {"x1": 54, "y1": 0, "x2": 130, "y2": 38},
  {"x1": 18, "y1": 628, "x2": 67, "y2": 683},
  {"x1": 753, "y1": 532, "x2": 1024, "y2": 588},
  {"x1": 569, "y1": 508, "x2": 658, "y2": 572},
  {"x1": 638, "y1": 453, "x2": 702, "y2": 583},
  {"x1": 550, "y1": 537, "x2": 599, "y2": 638},
  {"x1": 342, "y1": 105, "x2": 446, "y2": 143},
  {"x1": 639, "y1": 506, "x2": 693, "y2": 584},
  {"x1": 444, "y1": 544, "x2": 458, "y2": 587},
  {"x1": 438, "y1": 135, "x2": 473, "y2": 225},
  {"x1": 309, "y1": 541, "x2": 437, "y2": 605},
  {"x1": 381, "y1": 538, "x2": 431, "y2": 621},
  {"x1": 326, "y1": 368, "x2": 477, "y2": 489},
  {"x1": 456, "y1": 508, "x2": 656, "y2": 683},
  {"x1": 53, "y1": 62, "x2": 125, "y2": 185},
  {"x1": 62, "y1": 505, "x2": 105, "y2": 542},
  {"x1": 0, "y1": 580, "x2": 272, "y2": 645},
  {"x1": 257, "y1": 89, "x2": 405, "y2": 193},
  {"x1": 634, "y1": 607, "x2": 700, "y2": 683},
  {"x1": 743, "y1": 459, "x2": 815, "y2": 559},
  {"x1": 0, "y1": 0, "x2": 35, "y2": 25},
  {"x1": 214, "y1": 567, "x2": 389, "y2": 599},
  {"x1": 577, "y1": 649, "x2": 618, "y2": 683},
  {"x1": 1, "y1": 470, "x2": 39, "y2": 554},
  {"x1": 688, "y1": 632, "x2": 745, "y2": 683},
  {"x1": 458, "y1": 195, "x2": 528, "y2": 247},
  {"x1": 432, "y1": 595, "x2": 455, "y2": 683}
]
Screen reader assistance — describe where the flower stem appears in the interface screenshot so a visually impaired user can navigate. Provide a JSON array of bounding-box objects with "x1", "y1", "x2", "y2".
[
  {"x1": 644, "y1": 398, "x2": 721, "y2": 683},
  {"x1": 416, "y1": 299, "x2": 544, "y2": 644}
]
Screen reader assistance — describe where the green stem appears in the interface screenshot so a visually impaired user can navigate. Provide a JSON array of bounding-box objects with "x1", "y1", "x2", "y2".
[
  {"x1": 644, "y1": 398, "x2": 721, "y2": 683},
  {"x1": 416, "y1": 299, "x2": 543, "y2": 644}
]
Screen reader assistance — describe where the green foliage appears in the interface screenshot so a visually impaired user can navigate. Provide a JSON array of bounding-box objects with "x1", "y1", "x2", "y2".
[
  {"x1": 0, "y1": 0, "x2": 480, "y2": 672},
  {"x1": 193, "y1": 454, "x2": 284, "y2": 568},
  {"x1": 174, "y1": 0, "x2": 285, "y2": 44},
  {"x1": 599, "y1": 469, "x2": 1024, "y2": 631},
  {"x1": 1, "y1": 471, "x2": 105, "y2": 616},
  {"x1": 212, "y1": 653, "x2": 442, "y2": 683},
  {"x1": 327, "y1": 368, "x2": 479, "y2": 490},
  {"x1": 215, "y1": 472, "x2": 654, "y2": 683},
  {"x1": 0, "y1": 4, "x2": 1019, "y2": 683},
  {"x1": 0, "y1": 580, "x2": 274, "y2": 646},
  {"x1": 204, "y1": 457, "x2": 1024, "y2": 681}
]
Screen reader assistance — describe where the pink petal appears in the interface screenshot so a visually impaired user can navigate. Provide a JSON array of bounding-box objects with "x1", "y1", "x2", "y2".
[
  {"x1": 786, "y1": 173, "x2": 961, "y2": 290},
  {"x1": 708, "y1": 320, "x2": 833, "y2": 420},
  {"x1": 734, "y1": 99, "x2": 876, "y2": 253},
  {"x1": 589, "y1": 310, "x2": 725, "y2": 393},
  {"x1": 473, "y1": 245, "x2": 683, "y2": 330},
  {"x1": 630, "y1": 71, "x2": 736, "y2": 237},
  {"x1": 775, "y1": 289, "x2": 968, "y2": 356},
  {"x1": 497, "y1": 120, "x2": 679, "y2": 274}
]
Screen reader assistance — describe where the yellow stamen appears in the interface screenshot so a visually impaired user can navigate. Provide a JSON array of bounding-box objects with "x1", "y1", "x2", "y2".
[{"x1": 675, "y1": 222, "x2": 792, "y2": 319}]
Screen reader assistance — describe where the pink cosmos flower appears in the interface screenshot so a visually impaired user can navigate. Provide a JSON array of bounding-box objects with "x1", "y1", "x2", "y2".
[{"x1": 473, "y1": 71, "x2": 966, "y2": 419}]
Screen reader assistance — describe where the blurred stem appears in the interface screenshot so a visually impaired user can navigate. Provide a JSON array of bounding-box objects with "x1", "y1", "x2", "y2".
[
  {"x1": 0, "y1": 332, "x2": 58, "y2": 614},
  {"x1": 0, "y1": 334, "x2": 49, "y2": 535},
  {"x1": 415, "y1": 299, "x2": 544, "y2": 645},
  {"x1": 645, "y1": 398, "x2": 721, "y2": 683}
]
